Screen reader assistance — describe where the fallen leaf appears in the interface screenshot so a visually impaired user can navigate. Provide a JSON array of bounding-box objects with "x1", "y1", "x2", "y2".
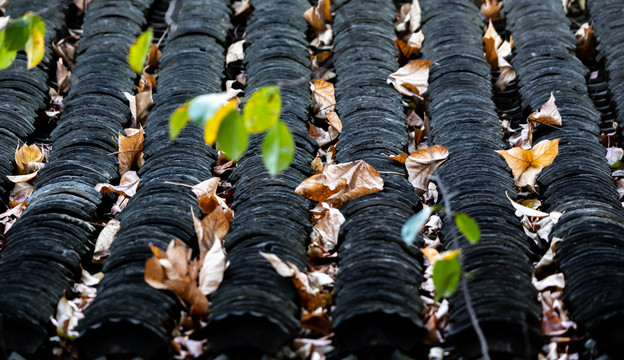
[
  {"x1": 483, "y1": 20, "x2": 512, "y2": 70},
  {"x1": 214, "y1": 160, "x2": 236, "y2": 175},
  {"x1": 95, "y1": 171, "x2": 140, "y2": 197},
  {"x1": 496, "y1": 138, "x2": 560, "y2": 189},
  {"x1": 528, "y1": 93, "x2": 562, "y2": 126},
  {"x1": 56, "y1": 59, "x2": 71, "y2": 93},
  {"x1": 74, "y1": 0, "x2": 92, "y2": 12},
  {"x1": 192, "y1": 204, "x2": 233, "y2": 259},
  {"x1": 192, "y1": 177, "x2": 221, "y2": 201},
  {"x1": 387, "y1": 59, "x2": 433, "y2": 98},
  {"x1": 326, "y1": 112, "x2": 342, "y2": 133},
  {"x1": 50, "y1": 295, "x2": 81, "y2": 340},
  {"x1": 495, "y1": 58, "x2": 517, "y2": 90},
  {"x1": 311, "y1": 79, "x2": 336, "y2": 118},
  {"x1": 606, "y1": 147, "x2": 624, "y2": 166},
  {"x1": 405, "y1": 145, "x2": 449, "y2": 196},
  {"x1": 93, "y1": 219, "x2": 120, "y2": 261},
  {"x1": 396, "y1": 38, "x2": 420, "y2": 61},
  {"x1": 506, "y1": 191, "x2": 549, "y2": 218},
  {"x1": 231, "y1": 0, "x2": 250, "y2": 16},
  {"x1": 225, "y1": 80, "x2": 243, "y2": 99},
  {"x1": 144, "y1": 239, "x2": 209, "y2": 315},
  {"x1": 387, "y1": 153, "x2": 409, "y2": 164},
  {"x1": 311, "y1": 155, "x2": 324, "y2": 174},
  {"x1": 535, "y1": 237, "x2": 563, "y2": 271},
  {"x1": 575, "y1": 22, "x2": 595, "y2": 60},
  {"x1": 118, "y1": 127, "x2": 144, "y2": 175},
  {"x1": 198, "y1": 226, "x2": 227, "y2": 295},
  {"x1": 124, "y1": 90, "x2": 153, "y2": 127},
  {"x1": 260, "y1": 251, "x2": 298, "y2": 277},
  {"x1": 295, "y1": 160, "x2": 384, "y2": 207},
  {"x1": 145, "y1": 44, "x2": 161, "y2": 71},
  {"x1": 395, "y1": 3, "x2": 411, "y2": 33},
  {"x1": 421, "y1": 247, "x2": 439, "y2": 264},
  {"x1": 310, "y1": 202, "x2": 344, "y2": 251},
  {"x1": 7, "y1": 172, "x2": 38, "y2": 183},
  {"x1": 481, "y1": 0, "x2": 503, "y2": 19},
  {"x1": 308, "y1": 124, "x2": 335, "y2": 147},
  {"x1": 226, "y1": 39, "x2": 245, "y2": 65},
  {"x1": 304, "y1": 4, "x2": 327, "y2": 33},
  {"x1": 534, "y1": 273, "x2": 565, "y2": 291},
  {"x1": 9, "y1": 182, "x2": 34, "y2": 204},
  {"x1": 0, "y1": 202, "x2": 26, "y2": 225},
  {"x1": 409, "y1": 0, "x2": 422, "y2": 33},
  {"x1": 14, "y1": 143, "x2": 45, "y2": 175}
]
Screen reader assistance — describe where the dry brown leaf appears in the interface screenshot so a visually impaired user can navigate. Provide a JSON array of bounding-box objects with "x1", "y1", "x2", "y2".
[
  {"x1": 311, "y1": 79, "x2": 336, "y2": 118},
  {"x1": 405, "y1": 145, "x2": 449, "y2": 195},
  {"x1": 395, "y1": 3, "x2": 411, "y2": 33},
  {"x1": 10, "y1": 182, "x2": 34, "y2": 203},
  {"x1": 93, "y1": 219, "x2": 120, "y2": 261},
  {"x1": 311, "y1": 155, "x2": 324, "y2": 174},
  {"x1": 481, "y1": 0, "x2": 503, "y2": 19},
  {"x1": 144, "y1": 239, "x2": 209, "y2": 315},
  {"x1": 496, "y1": 138, "x2": 560, "y2": 189},
  {"x1": 535, "y1": 237, "x2": 563, "y2": 271},
  {"x1": 395, "y1": 39, "x2": 419, "y2": 61},
  {"x1": 387, "y1": 59, "x2": 433, "y2": 98},
  {"x1": 15, "y1": 144, "x2": 45, "y2": 175},
  {"x1": 95, "y1": 171, "x2": 140, "y2": 197},
  {"x1": 199, "y1": 218, "x2": 227, "y2": 295},
  {"x1": 295, "y1": 160, "x2": 384, "y2": 207},
  {"x1": 534, "y1": 273, "x2": 565, "y2": 291},
  {"x1": 124, "y1": 90, "x2": 153, "y2": 127},
  {"x1": 421, "y1": 247, "x2": 439, "y2": 264},
  {"x1": 226, "y1": 40, "x2": 245, "y2": 65},
  {"x1": 74, "y1": 0, "x2": 92, "y2": 12},
  {"x1": 308, "y1": 124, "x2": 335, "y2": 147},
  {"x1": 56, "y1": 59, "x2": 71, "y2": 94},
  {"x1": 304, "y1": 5, "x2": 327, "y2": 33},
  {"x1": 387, "y1": 153, "x2": 409, "y2": 164},
  {"x1": 326, "y1": 111, "x2": 342, "y2": 133},
  {"x1": 192, "y1": 178, "x2": 221, "y2": 200},
  {"x1": 192, "y1": 205, "x2": 233, "y2": 258},
  {"x1": 310, "y1": 202, "x2": 344, "y2": 251},
  {"x1": 528, "y1": 93, "x2": 562, "y2": 126},
  {"x1": 145, "y1": 44, "x2": 161, "y2": 71},
  {"x1": 118, "y1": 127, "x2": 144, "y2": 175},
  {"x1": 576, "y1": 23, "x2": 596, "y2": 60},
  {"x1": 506, "y1": 191, "x2": 549, "y2": 218},
  {"x1": 7, "y1": 172, "x2": 39, "y2": 183},
  {"x1": 483, "y1": 20, "x2": 512, "y2": 71},
  {"x1": 495, "y1": 58, "x2": 517, "y2": 91}
]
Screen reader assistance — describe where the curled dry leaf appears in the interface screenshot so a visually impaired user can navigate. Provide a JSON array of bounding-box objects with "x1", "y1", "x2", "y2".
[
  {"x1": 145, "y1": 44, "x2": 161, "y2": 71},
  {"x1": 311, "y1": 79, "x2": 335, "y2": 118},
  {"x1": 310, "y1": 202, "x2": 345, "y2": 251},
  {"x1": 304, "y1": 0, "x2": 331, "y2": 33},
  {"x1": 95, "y1": 171, "x2": 140, "y2": 197},
  {"x1": 496, "y1": 138, "x2": 560, "y2": 190},
  {"x1": 404, "y1": 145, "x2": 449, "y2": 196},
  {"x1": 308, "y1": 123, "x2": 337, "y2": 147},
  {"x1": 93, "y1": 219, "x2": 120, "y2": 261},
  {"x1": 295, "y1": 160, "x2": 384, "y2": 207},
  {"x1": 51, "y1": 295, "x2": 82, "y2": 339},
  {"x1": 606, "y1": 147, "x2": 624, "y2": 166},
  {"x1": 535, "y1": 237, "x2": 563, "y2": 272},
  {"x1": 528, "y1": 93, "x2": 562, "y2": 126},
  {"x1": 231, "y1": 0, "x2": 250, "y2": 16},
  {"x1": 496, "y1": 57, "x2": 517, "y2": 91},
  {"x1": 56, "y1": 58, "x2": 71, "y2": 94},
  {"x1": 118, "y1": 127, "x2": 144, "y2": 175},
  {"x1": 575, "y1": 22, "x2": 595, "y2": 60},
  {"x1": 387, "y1": 153, "x2": 409, "y2": 164},
  {"x1": 144, "y1": 239, "x2": 209, "y2": 315},
  {"x1": 192, "y1": 205, "x2": 233, "y2": 259},
  {"x1": 226, "y1": 39, "x2": 245, "y2": 65},
  {"x1": 409, "y1": 0, "x2": 421, "y2": 33},
  {"x1": 15, "y1": 143, "x2": 45, "y2": 175},
  {"x1": 483, "y1": 20, "x2": 512, "y2": 71},
  {"x1": 311, "y1": 155, "x2": 324, "y2": 175},
  {"x1": 506, "y1": 191, "x2": 549, "y2": 218},
  {"x1": 481, "y1": 0, "x2": 503, "y2": 19},
  {"x1": 395, "y1": 3, "x2": 411, "y2": 33},
  {"x1": 533, "y1": 273, "x2": 565, "y2": 292},
  {"x1": 197, "y1": 222, "x2": 227, "y2": 296},
  {"x1": 387, "y1": 59, "x2": 433, "y2": 98},
  {"x1": 124, "y1": 90, "x2": 153, "y2": 127},
  {"x1": 192, "y1": 177, "x2": 221, "y2": 201}
]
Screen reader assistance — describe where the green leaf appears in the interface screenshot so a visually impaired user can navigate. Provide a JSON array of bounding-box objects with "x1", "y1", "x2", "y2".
[
  {"x1": 186, "y1": 93, "x2": 236, "y2": 144},
  {"x1": 455, "y1": 212, "x2": 480, "y2": 244},
  {"x1": 169, "y1": 103, "x2": 190, "y2": 140},
  {"x1": 128, "y1": 28, "x2": 153, "y2": 74},
  {"x1": 261, "y1": 121, "x2": 294, "y2": 176},
  {"x1": 217, "y1": 110, "x2": 248, "y2": 161},
  {"x1": 243, "y1": 86, "x2": 281, "y2": 133},
  {"x1": 4, "y1": 17, "x2": 30, "y2": 51},
  {"x1": 401, "y1": 206, "x2": 432, "y2": 245},
  {"x1": 25, "y1": 15, "x2": 45, "y2": 69},
  {"x1": 0, "y1": 30, "x2": 17, "y2": 70},
  {"x1": 432, "y1": 250, "x2": 461, "y2": 302}
]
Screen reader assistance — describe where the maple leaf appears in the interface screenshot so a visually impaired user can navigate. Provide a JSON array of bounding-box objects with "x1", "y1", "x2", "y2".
[
  {"x1": 144, "y1": 239, "x2": 209, "y2": 315},
  {"x1": 295, "y1": 160, "x2": 384, "y2": 207},
  {"x1": 496, "y1": 138, "x2": 560, "y2": 190},
  {"x1": 387, "y1": 59, "x2": 433, "y2": 98},
  {"x1": 528, "y1": 93, "x2": 562, "y2": 126},
  {"x1": 404, "y1": 145, "x2": 449, "y2": 196},
  {"x1": 481, "y1": 0, "x2": 503, "y2": 19},
  {"x1": 118, "y1": 127, "x2": 144, "y2": 175}
]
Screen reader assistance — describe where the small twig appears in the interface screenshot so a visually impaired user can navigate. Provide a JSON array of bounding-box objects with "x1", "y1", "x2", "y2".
[{"x1": 156, "y1": 27, "x2": 169, "y2": 48}]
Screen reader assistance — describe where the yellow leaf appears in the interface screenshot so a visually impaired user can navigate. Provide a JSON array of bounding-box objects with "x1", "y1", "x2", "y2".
[
  {"x1": 128, "y1": 28, "x2": 153, "y2": 74},
  {"x1": 405, "y1": 145, "x2": 449, "y2": 195},
  {"x1": 205, "y1": 100, "x2": 237, "y2": 145},
  {"x1": 387, "y1": 59, "x2": 433, "y2": 98},
  {"x1": 25, "y1": 19, "x2": 44, "y2": 69},
  {"x1": 295, "y1": 160, "x2": 384, "y2": 207},
  {"x1": 528, "y1": 93, "x2": 562, "y2": 126},
  {"x1": 496, "y1": 138, "x2": 560, "y2": 189}
]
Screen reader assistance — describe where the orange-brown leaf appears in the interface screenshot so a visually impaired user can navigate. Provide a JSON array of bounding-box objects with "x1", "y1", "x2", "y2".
[
  {"x1": 15, "y1": 144, "x2": 45, "y2": 175},
  {"x1": 198, "y1": 227, "x2": 227, "y2": 295},
  {"x1": 575, "y1": 23, "x2": 595, "y2": 60},
  {"x1": 405, "y1": 145, "x2": 449, "y2": 195},
  {"x1": 118, "y1": 127, "x2": 144, "y2": 175},
  {"x1": 528, "y1": 93, "x2": 562, "y2": 126},
  {"x1": 310, "y1": 202, "x2": 344, "y2": 251},
  {"x1": 387, "y1": 59, "x2": 433, "y2": 97},
  {"x1": 295, "y1": 160, "x2": 384, "y2": 207},
  {"x1": 481, "y1": 0, "x2": 503, "y2": 20},
  {"x1": 94, "y1": 171, "x2": 140, "y2": 197},
  {"x1": 387, "y1": 153, "x2": 409, "y2": 164},
  {"x1": 395, "y1": 39, "x2": 420, "y2": 60},
  {"x1": 146, "y1": 44, "x2": 161, "y2": 71},
  {"x1": 496, "y1": 138, "x2": 560, "y2": 189},
  {"x1": 326, "y1": 111, "x2": 342, "y2": 133},
  {"x1": 311, "y1": 79, "x2": 336, "y2": 117}
]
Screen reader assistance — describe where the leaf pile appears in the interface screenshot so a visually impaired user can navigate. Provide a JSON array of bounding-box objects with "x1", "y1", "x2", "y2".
[
  {"x1": 483, "y1": 20, "x2": 516, "y2": 90},
  {"x1": 394, "y1": 0, "x2": 424, "y2": 64}
]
